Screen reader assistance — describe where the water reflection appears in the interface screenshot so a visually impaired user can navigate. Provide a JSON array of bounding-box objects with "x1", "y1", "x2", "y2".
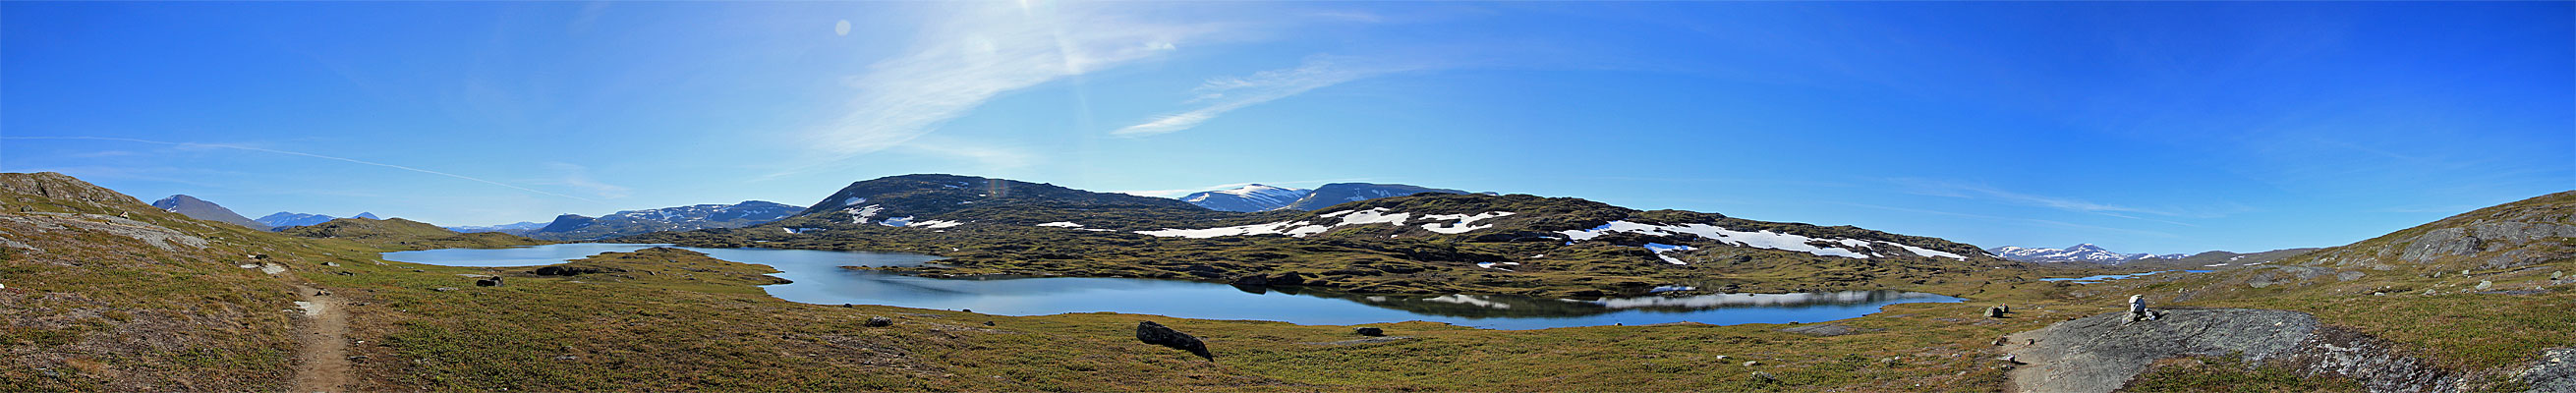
[{"x1": 384, "y1": 244, "x2": 1964, "y2": 329}]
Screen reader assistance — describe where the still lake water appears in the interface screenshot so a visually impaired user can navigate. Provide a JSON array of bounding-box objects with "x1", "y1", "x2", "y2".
[{"x1": 381, "y1": 244, "x2": 1963, "y2": 330}]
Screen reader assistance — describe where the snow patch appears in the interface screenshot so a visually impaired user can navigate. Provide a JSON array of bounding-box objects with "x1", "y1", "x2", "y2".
[
  {"x1": 1643, "y1": 243, "x2": 1695, "y2": 264},
  {"x1": 1035, "y1": 222, "x2": 1084, "y2": 228},
  {"x1": 908, "y1": 220, "x2": 963, "y2": 229},
  {"x1": 1418, "y1": 211, "x2": 1514, "y2": 234},
  {"x1": 842, "y1": 196, "x2": 867, "y2": 206},
  {"x1": 1334, "y1": 207, "x2": 1412, "y2": 226},
  {"x1": 843, "y1": 204, "x2": 883, "y2": 224},
  {"x1": 1561, "y1": 221, "x2": 1962, "y2": 260},
  {"x1": 879, "y1": 216, "x2": 915, "y2": 227}
]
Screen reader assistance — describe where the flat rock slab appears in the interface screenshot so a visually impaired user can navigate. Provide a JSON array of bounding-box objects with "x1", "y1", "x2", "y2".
[{"x1": 2007, "y1": 308, "x2": 2452, "y2": 393}]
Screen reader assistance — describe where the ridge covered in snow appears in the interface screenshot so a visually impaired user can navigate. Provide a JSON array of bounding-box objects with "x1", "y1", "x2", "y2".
[
  {"x1": 1560, "y1": 221, "x2": 1970, "y2": 261},
  {"x1": 1178, "y1": 184, "x2": 1311, "y2": 212},
  {"x1": 1987, "y1": 244, "x2": 2164, "y2": 264},
  {"x1": 1135, "y1": 207, "x2": 1513, "y2": 238}
]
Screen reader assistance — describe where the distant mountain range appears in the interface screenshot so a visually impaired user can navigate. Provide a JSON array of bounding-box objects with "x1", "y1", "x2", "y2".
[
  {"x1": 1178, "y1": 183, "x2": 1476, "y2": 212},
  {"x1": 150, "y1": 195, "x2": 269, "y2": 230},
  {"x1": 444, "y1": 221, "x2": 546, "y2": 233},
  {"x1": 2119, "y1": 248, "x2": 2320, "y2": 268},
  {"x1": 1178, "y1": 184, "x2": 1308, "y2": 212},
  {"x1": 1279, "y1": 183, "x2": 1477, "y2": 211},
  {"x1": 1987, "y1": 244, "x2": 2184, "y2": 264},
  {"x1": 258, "y1": 211, "x2": 382, "y2": 228},
  {"x1": 514, "y1": 200, "x2": 803, "y2": 241}
]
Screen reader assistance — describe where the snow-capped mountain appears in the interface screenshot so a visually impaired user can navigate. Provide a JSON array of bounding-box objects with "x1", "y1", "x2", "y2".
[
  {"x1": 1987, "y1": 244, "x2": 2167, "y2": 264},
  {"x1": 524, "y1": 200, "x2": 804, "y2": 240},
  {"x1": 445, "y1": 221, "x2": 546, "y2": 233},
  {"x1": 1277, "y1": 183, "x2": 1476, "y2": 211},
  {"x1": 1178, "y1": 184, "x2": 1310, "y2": 212}
]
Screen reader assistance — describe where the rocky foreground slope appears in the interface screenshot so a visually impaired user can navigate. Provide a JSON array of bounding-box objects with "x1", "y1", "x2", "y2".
[
  {"x1": 2006, "y1": 309, "x2": 2449, "y2": 393},
  {"x1": 2005, "y1": 190, "x2": 2576, "y2": 392}
]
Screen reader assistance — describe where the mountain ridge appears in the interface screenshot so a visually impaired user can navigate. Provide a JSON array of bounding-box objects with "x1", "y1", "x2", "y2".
[
  {"x1": 1178, "y1": 184, "x2": 1309, "y2": 212},
  {"x1": 1277, "y1": 183, "x2": 1476, "y2": 211},
  {"x1": 150, "y1": 195, "x2": 271, "y2": 230}
]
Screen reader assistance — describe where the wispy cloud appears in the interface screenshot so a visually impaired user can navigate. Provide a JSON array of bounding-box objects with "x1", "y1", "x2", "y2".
[
  {"x1": 1114, "y1": 55, "x2": 1410, "y2": 137},
  {"x1": 538, "y1": 162, "x2": 631, "y2": 199},
  {"x1": 809, "y1": 4, "x2": 1220, "y2": 158},
  {"x1": 1111, "y1": 177, "x2": 1379, "y2": 197},
  {"x1": 1890, "y1": 179, "x2": 2240, "y2": 226},
  {"x1": 3, "y1": 136, "x2": 598, "y2": 202},
  {"x1": 895, "y1": 139, "x2": 1038, "y2": 170},
  {"x1": 1836, "y1": 201, "x2": 2181, "y2": 239}
]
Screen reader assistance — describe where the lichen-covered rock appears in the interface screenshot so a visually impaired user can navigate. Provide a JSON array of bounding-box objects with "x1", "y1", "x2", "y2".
[{"x1": 2518, "y1": 347, "x2": 2576, "y2": 393}]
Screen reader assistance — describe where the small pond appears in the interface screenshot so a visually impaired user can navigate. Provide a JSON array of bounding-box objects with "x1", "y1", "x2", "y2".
[{"x1": 382, "y1": 244, "x2": 1963, "y2": 330}]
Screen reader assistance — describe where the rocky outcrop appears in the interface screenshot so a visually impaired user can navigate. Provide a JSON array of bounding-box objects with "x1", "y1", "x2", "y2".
[
  {"x1": 0, "y1": 213, "x2": 207, "y2": 252},
  {"x1": 1135, "y1": 321, "x2": 1212, "y2": 360},
  {"x1": 2007, "y1": 309, "x2": 2453, "y2": 393},
  {"x1": 0, "y1": 172, "x2": 144, "y2": 205},
  {"x1": 2519, "y1": 348, "x2": 2576, "y2": 393},
  {"x1": 2400, "y1": 222, "x2": 2576, "y2": 265}
]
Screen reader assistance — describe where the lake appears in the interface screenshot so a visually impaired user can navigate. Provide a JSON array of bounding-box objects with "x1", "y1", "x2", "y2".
[{"x1": 381, "y1": 244, "x2": 1963, "y2": 330}]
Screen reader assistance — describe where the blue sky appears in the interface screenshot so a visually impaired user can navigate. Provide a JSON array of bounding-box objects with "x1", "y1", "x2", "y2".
[{"x1": 4, "y1": 1, "x2": 2568, "y2": 254}]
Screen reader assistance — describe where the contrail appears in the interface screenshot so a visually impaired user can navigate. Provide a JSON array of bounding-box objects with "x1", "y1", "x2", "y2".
[{"x1": 3, "y1": 136, "x2": 598, "y2": 202}]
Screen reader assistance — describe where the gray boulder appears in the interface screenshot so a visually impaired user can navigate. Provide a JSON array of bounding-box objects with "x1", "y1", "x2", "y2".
[
  {"x1": 864, "y1": 316, "x2": 892, "y2": 327},
  {"x1": 1355, "y1": 327, "x2": 1384, "y2": 337},
  {"x1": 1136, "y1": 321, "x2": 1213, "y2": 360}
]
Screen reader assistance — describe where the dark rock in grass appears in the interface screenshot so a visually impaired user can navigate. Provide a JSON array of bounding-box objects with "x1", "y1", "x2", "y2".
[
  {"x1": 1751, "y1": 370, "x2": 1777, "y2": 382},
  {"x1": 864, "y1": 316, "x2": 892, "y2": 327},
  {"x1": 431, "y1": 287, "x2": 458, "y2": 292},
  {"x1": 1355, "y1": 327, "x2": 1385, "y2": 336},
  {"x1": 1985, "y1": 307, "x2": 2007, "y2": 318},
  {"x1": 475, "y1": 276, "x2": 504, "y2": 287},
  {"x1": 1136, "y1": 321, "x2": 1213, "y2": 360}
]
